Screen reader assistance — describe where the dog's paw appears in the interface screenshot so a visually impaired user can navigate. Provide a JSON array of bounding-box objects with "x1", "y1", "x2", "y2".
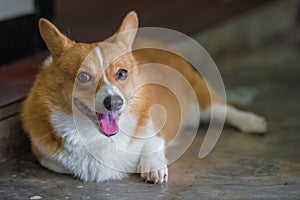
[
  {"x1": 238, "y1": 112, "x2": 267, "y2": 134},
  {"x1": 138, "y1": 156, "x2": 168, "y2": 184},
  {"x1": 140, "y1": 166, "x2": 168, "y2": 184}
]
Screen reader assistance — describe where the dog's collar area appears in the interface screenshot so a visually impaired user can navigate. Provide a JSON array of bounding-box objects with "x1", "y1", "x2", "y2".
[{"x1": 73, "y1": 97, "x2": 120, "y2": 137}]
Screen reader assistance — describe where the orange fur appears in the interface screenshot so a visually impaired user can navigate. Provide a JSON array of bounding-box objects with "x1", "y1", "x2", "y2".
[
  {"x1": 22, "y1": 11, "x2": 266, "y2": 183},
  {"x1": 22, "y1": 20, "x2": 98, "y2": 157},
  {"x1": 22, "y1": 14, "x2": 215, "y2": 160}
]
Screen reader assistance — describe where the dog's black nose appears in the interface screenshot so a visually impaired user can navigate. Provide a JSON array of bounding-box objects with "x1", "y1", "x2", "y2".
[{"x1": 103, "y1": 95, "x2": 124, "y2": 111}]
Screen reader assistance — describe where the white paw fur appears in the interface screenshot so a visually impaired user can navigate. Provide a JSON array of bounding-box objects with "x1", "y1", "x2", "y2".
[
  {"x1": 227, "y1": 105, "x2": 267, "y2": 133},
  {"x1": 137, "y1": 135, "x2": 168, "y2": 184},
  {"x1": 138, "y1": 156, "x2": 168, "y2": 184},
  {"x1": 235, "y1": 111, "x2": 267, "y2": 133}
]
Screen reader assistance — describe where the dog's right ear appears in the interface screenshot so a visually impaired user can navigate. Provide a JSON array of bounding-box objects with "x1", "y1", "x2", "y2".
[{"x1": 39, "y1": 18, "x2": 73, "y2": 58}]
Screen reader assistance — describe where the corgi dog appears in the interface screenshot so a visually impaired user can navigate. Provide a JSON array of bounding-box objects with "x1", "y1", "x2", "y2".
[{"x1": 22, "y1": 11, "x2": 266, "y2": 183}]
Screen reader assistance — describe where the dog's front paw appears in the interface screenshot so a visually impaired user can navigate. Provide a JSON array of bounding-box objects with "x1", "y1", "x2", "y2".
[{"x1": 138, "y1": 156, "x2": 168, "y2": 184}]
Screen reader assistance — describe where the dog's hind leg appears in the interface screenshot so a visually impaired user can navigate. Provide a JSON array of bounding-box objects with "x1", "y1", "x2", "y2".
[
  {"x1": 224, "y1": 105, "x2": 267, "y2": 133},
  {"x1": 201, "y1": 103, "x2": 267, "y2": 134},
  {"x1": 190, "y1": 76, "x2": 267, "y2": 134}
]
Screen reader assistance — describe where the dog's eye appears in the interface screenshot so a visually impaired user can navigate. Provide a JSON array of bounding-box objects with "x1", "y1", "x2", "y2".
[
  {"x1": 116, "y1": 69, "x2": 128, "y2": 80},
  {"x1": 77, "y1": 71, "x2": 91, "y2": 83}
]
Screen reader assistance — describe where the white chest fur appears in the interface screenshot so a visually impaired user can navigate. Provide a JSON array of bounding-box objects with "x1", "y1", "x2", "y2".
[{"x1": 50, "y1": 111, "x2": 147, "y2": 182}]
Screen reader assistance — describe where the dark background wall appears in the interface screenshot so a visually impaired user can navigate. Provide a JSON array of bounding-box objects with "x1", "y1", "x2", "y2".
[
  {"x1": 0, "y1": 0, "x2": 274, "y2": 66},
  {"x1": 0, "y1": 0, "x2": 54, "y2": 65},
  {"x1": 54, "y1": 0, "x2": 274, "y2": 42}
]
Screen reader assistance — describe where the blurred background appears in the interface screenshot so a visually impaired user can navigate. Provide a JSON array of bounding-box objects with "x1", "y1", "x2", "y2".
[
  {"x1": 0, "y1": 0, "x2": 300, "y2": 199},
  {"x1": 0, "y1": 0, "x2": 281, "y2": 65}
]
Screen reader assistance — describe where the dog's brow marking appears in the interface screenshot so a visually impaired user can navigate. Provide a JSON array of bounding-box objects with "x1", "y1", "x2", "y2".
[{"x1": 95, "y1": 47, "x2": 110, "y2": 85}]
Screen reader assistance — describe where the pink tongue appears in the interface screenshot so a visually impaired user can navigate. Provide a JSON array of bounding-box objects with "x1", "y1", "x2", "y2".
[{"x1": 99, "y1": 113, "x2": 119, "y2": 136}]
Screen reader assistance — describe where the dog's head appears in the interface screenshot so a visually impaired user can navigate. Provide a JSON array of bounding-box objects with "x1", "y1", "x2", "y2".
[{"x1": 39, "y1": 12, "x2": 140, "y2": 137}]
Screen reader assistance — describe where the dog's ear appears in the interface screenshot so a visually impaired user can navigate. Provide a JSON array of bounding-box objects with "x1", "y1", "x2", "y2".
[
  {"x1": 116, "y1": 11, "x2": 139, "y2": 48},
  {"x1": 39, "y1": 18, "x2": 73, "y2": 58}
]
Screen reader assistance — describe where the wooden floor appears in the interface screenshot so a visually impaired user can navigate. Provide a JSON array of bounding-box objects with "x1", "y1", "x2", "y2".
[{"x1": 0, "y1": 22, "x2": 299, "y2": 199}]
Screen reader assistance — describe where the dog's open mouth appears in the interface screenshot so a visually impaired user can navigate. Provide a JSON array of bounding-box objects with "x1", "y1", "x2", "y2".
[
  {"x1": 96, "y1": 112, "x2": 120, "y2": 136},
  {"x1": 74, "y1": 98, "x2": 120, "y2": 137}
]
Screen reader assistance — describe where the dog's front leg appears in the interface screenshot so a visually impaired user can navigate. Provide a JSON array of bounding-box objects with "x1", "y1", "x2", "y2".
[{"x1": 137, "y1": 136, "x2": 168, "y2": 184}]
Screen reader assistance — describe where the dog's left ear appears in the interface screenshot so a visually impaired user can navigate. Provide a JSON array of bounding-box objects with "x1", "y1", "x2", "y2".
[{"x1": 116, "y1": 11, "x2": 139, "y2": 48}]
